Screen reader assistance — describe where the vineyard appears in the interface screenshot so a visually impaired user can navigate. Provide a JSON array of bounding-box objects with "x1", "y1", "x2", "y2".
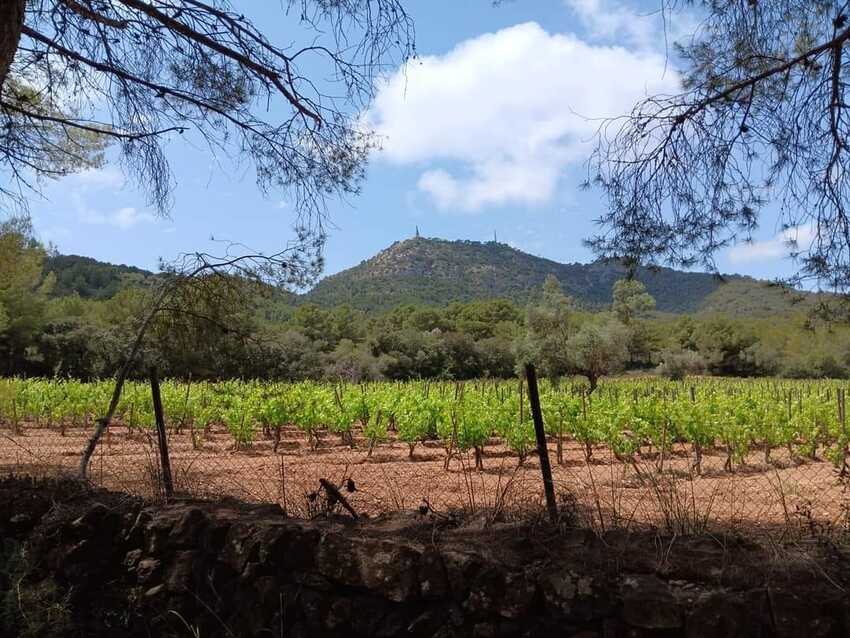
[{"x1": 1, "y1": 376, "x2": 849, "y2": 536}]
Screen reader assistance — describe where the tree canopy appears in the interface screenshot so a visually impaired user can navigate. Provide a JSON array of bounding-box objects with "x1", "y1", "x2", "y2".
[
  {"x1": 588, "y1": 0, "x2": 850, "y2": 292},
  {"x1": 0, "y1": 0, "x2": 414, "y2": 255}
]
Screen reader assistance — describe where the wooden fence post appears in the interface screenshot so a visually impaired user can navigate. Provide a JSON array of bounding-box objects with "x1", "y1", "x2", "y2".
[
  {"x1": 837, "y1": 388, "x2": 850, "y2": 478},
  {"x1": 150, "y1": 367, "x2": 174, "y2": 498},
  {"x1": 524, "y1": 363, "x2": 558, "y2": 524}
]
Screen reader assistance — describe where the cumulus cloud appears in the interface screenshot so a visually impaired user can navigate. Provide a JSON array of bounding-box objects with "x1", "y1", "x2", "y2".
[
  {"x1": 368, "y1": 22, "x2": 679, "y2": 212},
  {"x1": 727, "y1": 224, "x2": 817, "y2": 264},
  {"x1": 563, "y1": 0, "x2": 657, "y2": 49},
  {"x1": 563, "y1": 0, "x2": 698, "y2": 52},
  {"x1": 79, "y1": 205, "x2": 155, "y2": 230},
  {"x1": 63, "y1": 167, "x2": 155, "y2": 230},
  {"x1": 65, "y1": 166, "x2": 125, "y2": 191}
]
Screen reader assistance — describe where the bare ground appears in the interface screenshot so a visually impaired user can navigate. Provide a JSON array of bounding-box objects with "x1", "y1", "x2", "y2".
[{"x1": 2, "y1": 422, "x2": 848, "y2": 537}]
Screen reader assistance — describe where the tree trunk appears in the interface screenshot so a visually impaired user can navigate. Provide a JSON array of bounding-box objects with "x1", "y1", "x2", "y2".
[{"x1": 0, "y1": 0, "x2": 25, "y2": 96}]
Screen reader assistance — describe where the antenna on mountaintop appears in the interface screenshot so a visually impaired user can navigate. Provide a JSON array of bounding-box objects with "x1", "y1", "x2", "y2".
[
  {"x1": 493, "y1": 230, "x2": 498, "y2": 243},
  {"x1": 415, "y1": 225, "x2": 420, "y2": 238}
]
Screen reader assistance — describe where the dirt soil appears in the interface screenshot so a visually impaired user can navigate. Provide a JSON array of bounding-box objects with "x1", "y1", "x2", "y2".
[{"x1": 2, "y1": 422, "x2": 848, "y2": 536}]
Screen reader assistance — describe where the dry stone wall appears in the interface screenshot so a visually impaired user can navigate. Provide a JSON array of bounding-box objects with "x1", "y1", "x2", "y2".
[{"x1": 1, "y1": 477, "x2": 848, "y2": 637}]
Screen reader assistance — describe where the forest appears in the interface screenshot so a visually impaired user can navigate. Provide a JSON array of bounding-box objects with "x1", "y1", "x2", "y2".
[{"x1": 4, "y1": 217, "x2": 850, "y2": 384}]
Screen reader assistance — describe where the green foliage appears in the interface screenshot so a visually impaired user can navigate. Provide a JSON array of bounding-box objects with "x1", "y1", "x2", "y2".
[
  {"x1": 566, "y1": 320, "x2": 630, "y2": 391},
  {"x1": 1, "y1": 540, "x2": 73, "y2": 638},
  {"x1": 303, "y1": 237, "x2": 729, "y2": 313},
  {"x1": 612, "y1": 279, "x2": 655, "y2": 325},
  {"x1": 4, "y1": 376, "x2": 850, "y2": 475},
  {"x1": 43, "y1": 254, "x2": 156, "y2": 299},
  {"x1": 4, "y1": 234, "x2": 850, "y2": 383}
]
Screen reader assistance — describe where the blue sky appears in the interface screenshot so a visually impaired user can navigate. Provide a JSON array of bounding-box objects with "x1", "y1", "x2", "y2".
[{"x1": 25, "y1": 0, "x2": 802, "y2": 285}]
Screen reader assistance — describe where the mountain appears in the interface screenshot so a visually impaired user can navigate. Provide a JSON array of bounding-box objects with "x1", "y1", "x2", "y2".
[
  {"x1": 302, "y1": 237, "x2": 750, "y2": 313},
  {"x1": 44, "y1": 254, "x2": 157, "y2": 299},
  {"x1": 44, "y1": 238, "x2": 815, "y2": 316}
]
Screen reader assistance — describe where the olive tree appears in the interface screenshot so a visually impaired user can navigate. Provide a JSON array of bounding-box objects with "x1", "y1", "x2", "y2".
[{"x1": 566, "y1": 319, "x2": 629, "y2": 393}]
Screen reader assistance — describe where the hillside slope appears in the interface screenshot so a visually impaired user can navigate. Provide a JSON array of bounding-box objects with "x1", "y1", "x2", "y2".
[
  {"x1": 44, "y1": 238, "x2": 813, "y2": 316},
  {"x1": 303, "y1": 237, "x2": 753, "y2": 313},
  {"x1": 44, "y1": 254, "x2": 157, "y2": 299}
]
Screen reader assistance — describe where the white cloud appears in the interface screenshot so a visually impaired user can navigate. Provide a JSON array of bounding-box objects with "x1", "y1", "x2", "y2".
[
  {"x1": 564, "y1": 0, "x2": 699, "y2": 52},
  {"x1": 368, "y1": 22, "x2": 679, "y2": 212},
  {"x1": 727, "y1": 224, "x2": 817, "y2": 264},
  {"x1": 65, "y1": 167, "x2": 126, "y2": 191},
  {"x1": 79, "y1": 206, "x2": 155, "y2": 230},
  {"x1": 564, "y1": 0, "x2": 656, "y2": 49},
  {"x1": 56, "y1": 166, "x2": 156, "y2": 230}
]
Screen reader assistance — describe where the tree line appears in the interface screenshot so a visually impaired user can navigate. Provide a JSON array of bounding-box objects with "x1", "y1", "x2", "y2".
[{"x1": 4, "y1": 219, "x2": 850, "y2": 384}]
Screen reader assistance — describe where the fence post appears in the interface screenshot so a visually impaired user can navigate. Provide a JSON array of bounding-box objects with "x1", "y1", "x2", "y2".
[
  {"x1": 839, "y1": 388, "x2": 848, "y2": 478},
  {"x1": 524, "y1": 363, "x2": 558, "y2": 524},
  {"x1": 150, "y1": 367, "x2": 174, "y2": 498}
]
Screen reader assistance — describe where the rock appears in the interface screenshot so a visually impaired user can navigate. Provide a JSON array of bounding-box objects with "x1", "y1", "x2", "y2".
[
  {"x1": 541, "y1": 571, "x2": 577, "y2": 615},
  {"x1": 221, "y1": 523, "x2": 260, "y2": 574},
  {"x1": 443, "y1": 550, "x2": 482, "y2": 601},
  {"x1": 143, "y1": 584, "x2": 165, "y2": 600},
  {"x1": 9, "y1": 513, "x2": 31, "y2": 529},
  {"x1": 419, "y1": 548, "x2": 450, "y2": 600},
  {"x1": 499, "y1": 572, "x2": 536, "y2": 619},
  {"x1": 686, "y1": 591, "x2": 765, "y2": 638},
  {"x1": 144, "y1": 513, "x2": 175, "y2": 555},
  {"x1": 324, "y1": 597, "x2": 352, "y2": 630},
  {"x1": 373, "y1": 609, "x2": 410, "y2": 638},
  {"x1": 124, "y1": 509, "x2": 152, "y2": 546},
  {"x1": 316, "y1": 535, "x2": 420, "y2": 603},
  {"x1": 70, "y1": 502, "x2": 110, "y2": 534},
  {"x1": 171, "y1": 507, "x2": 207, "y2": 548},
  {"x1": 769, "y1": 587, "x2": 837, "y2": 638},
  {"x1": 63, "y1": 539, "x2": 95, "y2": 565},
  {"x1": 258, "y1": 522, "x2": 319, "y2": 571},
  {"x1": 359, "y1": 541, "x2": 420, "y2": 603},
  {"x1": 297, "y1": 589, "x2": 326, "y2": 635},
  {"x1": 136, "y1": 558, "x2": 161, "y2": 584},
  {"x1": 464, "y1": 586, "x2": 496, "y2": 616},
  {"x1": 349, "y1": 596, "x2": 389, "y2": 636},
  {"x1": 620, "y1": 575, "x2": 682, "y2": 630},
  {"x1": 201, "y1": 518, "x2": 231, "y2": 553},
  {"x1": 165, "y1": 550, "x2": 197, "y2": 592},
  {"x1": 123, "y1": 548, "x2": 143, "y2": 571},
  {"x1": 406, "y1": 610, "x2": 445, "y2": 637},
  {"x1": 473, "y1": 622, "x2": 496, "y2": 638},
  {"x1": 241, "y1": 561, "x2": 263, "y2": 581},
  {"x1": 495, "y1": 619, "x2": 524, "y2": 638}
]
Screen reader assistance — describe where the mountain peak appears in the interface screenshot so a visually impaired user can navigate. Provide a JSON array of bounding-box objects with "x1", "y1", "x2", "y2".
[{"x1": 305, "y1": 236, "x2": 733, "y2": 313}]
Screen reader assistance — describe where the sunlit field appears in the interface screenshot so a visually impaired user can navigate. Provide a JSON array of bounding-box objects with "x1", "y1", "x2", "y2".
[{"x1": 2, "y1": 376, "x2": 848, "y2": 536}]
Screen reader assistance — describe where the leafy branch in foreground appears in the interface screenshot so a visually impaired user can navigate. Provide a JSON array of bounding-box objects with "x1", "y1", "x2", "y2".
[
  {"x1": 79, "y1": 232, "x2": 324, "y2": 478},
  {"x1": 587, "y1": 0, "x2": 850, "y2": 292},
  {"x1": 1, "y1": 0, "x2": 414, "y2": 227}
]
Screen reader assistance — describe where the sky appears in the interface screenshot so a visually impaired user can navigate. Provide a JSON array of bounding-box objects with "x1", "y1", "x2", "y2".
[{"x1": 23, "y1": 0, "x2": 804, "y2": 285}]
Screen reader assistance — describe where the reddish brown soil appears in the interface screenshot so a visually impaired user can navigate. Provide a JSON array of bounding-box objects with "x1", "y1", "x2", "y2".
[{"x1": 2, "y1": 422, "x2": 847, "y2": 536}]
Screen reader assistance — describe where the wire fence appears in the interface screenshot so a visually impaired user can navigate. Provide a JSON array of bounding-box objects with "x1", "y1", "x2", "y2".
[{"x1": 2, "y1": 419, "x2": 848, "y2": 540}]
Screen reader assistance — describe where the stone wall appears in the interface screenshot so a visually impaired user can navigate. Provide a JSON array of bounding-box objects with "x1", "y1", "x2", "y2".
[{"x1": 1, "y1": 477, "x2": 849, "y2": 637}]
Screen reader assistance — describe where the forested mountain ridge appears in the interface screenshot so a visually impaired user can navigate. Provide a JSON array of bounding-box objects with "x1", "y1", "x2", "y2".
[
  {"x1": 302, "y1": 237, "x2": 800, "y2": 314},
  {"x1": 44, "y1": 254, "x2": 158, "y2": 299},
  {"x1": 43, "y1": 237, "x2": 815, "y2": 316},
  {"x1": 5, "y1": 226, "x2": 842, "y2": 382}
]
